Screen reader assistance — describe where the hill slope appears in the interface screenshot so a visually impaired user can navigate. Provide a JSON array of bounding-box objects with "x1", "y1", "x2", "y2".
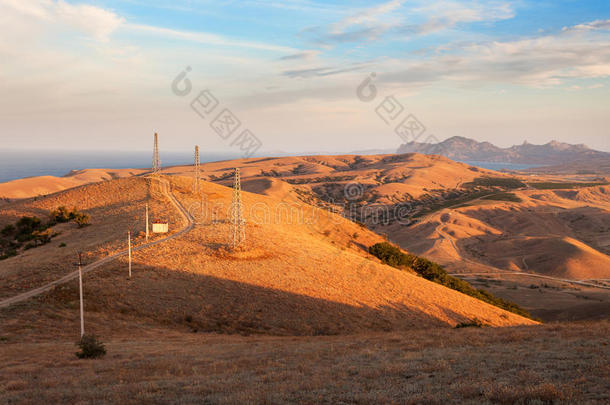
[
  {"x1": 0, "y1": 175, "x2": 535, "y2": 340},
  {"x1": 0, "y1": 168, "x2": 146, "y2": 199},
  {"x1": 159, "y1": 153, "x2": 609, "y2": 282}
]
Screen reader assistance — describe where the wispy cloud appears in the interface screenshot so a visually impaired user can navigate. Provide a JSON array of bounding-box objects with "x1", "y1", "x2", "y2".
[
  {"x1": 401, "y1": 0, "x2": 515, "y2": 35},
  {"x1": 562, "y1": 19, "x2": 610, "y2": 33},
  {"x1": 380, "y1": 20, "x2": 610, "y2": 87},
  {"x1": 278, "y1": 50, "x2": 320, "y2": 61},
  {"x1": 124, "y1": 23, "x2": 297, "y2": 53},
  {"x1": 308, "y1": 0, "x2": 515, "y2": 46},
  {"x1": 282, "y1": 64, "x2": 366, "y2": 78}
]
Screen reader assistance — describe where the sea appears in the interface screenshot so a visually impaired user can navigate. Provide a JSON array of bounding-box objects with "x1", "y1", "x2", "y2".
[
  {"x1": 0, "y1": 150, "x2": 543, "y2": 184},
  {"x1": 0, "y1": 149, "x2": 240, "y2": 183},
  {"x1": 460, "y1": 161, "x2": 542, "y2": 171}
]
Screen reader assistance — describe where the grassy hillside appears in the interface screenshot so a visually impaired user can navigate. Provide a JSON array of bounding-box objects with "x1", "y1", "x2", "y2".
[{"x1": 1, "y1": 175, "x2": 535, "y2": 342}]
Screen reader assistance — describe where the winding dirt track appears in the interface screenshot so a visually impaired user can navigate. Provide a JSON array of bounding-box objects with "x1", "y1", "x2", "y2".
[
  {"x1": 451, "y1": 272, "x2": 610, "y2": 290},
  {"x1": 433, "y1": 212, "x2": 610, "y2": 290},
  {"x1": 0, "y1": 177, "x2": 194, "y2": 309}
]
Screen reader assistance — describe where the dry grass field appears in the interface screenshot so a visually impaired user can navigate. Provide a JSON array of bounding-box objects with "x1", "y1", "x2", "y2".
[
  {"x1": 0, "y1": 177, "x2": 183, "y2": 299},
  {"x1": 0, "y1": 168, "x2": 147, "y2": 199},
  {"x1": 160, "y1": 153, "x2": 610, "y2": 282},
  {"x1": 1, "y1": 175, "x2": 535, "y2": 343},
  {"x1": 1, "y1": 166, "x2": 608, "y2": 404},
  {"x1": 459, "y1": 274, "x2": 610, "y2": 322},
  {"x1": 1, "y1": 321, "x2": 608, "y2": 404}
]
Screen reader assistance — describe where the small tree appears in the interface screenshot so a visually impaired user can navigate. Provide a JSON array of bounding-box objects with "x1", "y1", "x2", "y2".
[
  {"x1": 74, "y1": 213, "x2": 90, "y2": 228},
  {"x1": 50, "y1": 206, "x2": 71, "y2": 223},
  {"x1": 1, "y1": 224, "x2": 15, "y2": 236},
  {"x1": 75, "y1": 334, "x2": 106, "y2": 359}
]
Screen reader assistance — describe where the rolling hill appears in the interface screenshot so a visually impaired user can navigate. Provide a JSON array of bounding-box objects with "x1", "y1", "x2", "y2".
[
  {"x1": 0, "y1": 168, "x2": 147, "y2": 200},
  {"x1": 0, "y1": 174, "x2": 536, "y2": 342}
]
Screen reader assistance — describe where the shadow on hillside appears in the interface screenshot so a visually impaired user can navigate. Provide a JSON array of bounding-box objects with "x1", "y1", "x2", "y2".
[{"x1": 33, "y1": 261, "x2": 481, "y2": 337}]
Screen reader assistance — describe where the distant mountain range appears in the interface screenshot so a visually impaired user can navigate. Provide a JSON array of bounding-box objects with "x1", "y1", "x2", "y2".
[{"x1": 396, "y1": 136, "x2": 610, "y2": 166}]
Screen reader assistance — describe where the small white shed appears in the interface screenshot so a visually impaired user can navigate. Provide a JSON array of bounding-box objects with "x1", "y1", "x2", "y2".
[{"x1": 152, "y1": 222, "x2": 169, "y2": 233}]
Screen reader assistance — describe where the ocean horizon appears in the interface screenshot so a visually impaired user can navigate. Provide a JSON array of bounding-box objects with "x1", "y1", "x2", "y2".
[
  {"x1": 0, "y1": 149, "x2": 543, "y2": 184},
  {"x1": 0, "y1": 149, "x2": 241, "y2": 183}
]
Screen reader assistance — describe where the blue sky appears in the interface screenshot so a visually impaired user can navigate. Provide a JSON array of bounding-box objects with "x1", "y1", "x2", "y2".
[{"x1": 1, "y1": 0, "x2": 609, "y2": 153}]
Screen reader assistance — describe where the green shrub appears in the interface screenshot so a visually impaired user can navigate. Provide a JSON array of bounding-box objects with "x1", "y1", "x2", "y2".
[
  {"x1": 59, "y1": 242, "x2": 67, "y2": 247},
  {"x1": 50, "y1": 206, "x2": 71, "y2": 223},
  {"x1": 369, "y1": 242, "x2": 534, "y2": 320},
  {"x1": 481, "y1": 192, "x2": 522, "y2": 202},
  {"x1": 16, "y1": 216, "x2": 43, "y2": 236},
  {"x1": 528, "y1": 181, "x2": 608, "y2": 190},
  {"x1": 1, "y1": 224, "x2": 15, "y2": 236},
  {"x1": 1, "y1": 208, "x2": 89, "y2": 259},
  {"x1": 75, "y1": 334, "x2": 106, "y2": 359},
  {"x1": 463, "y1": 177, "x2": 526, "y2": 189},
  {"x1": 455, "y1": 318, "x2": 484, "y2": 328},
  {"x1": 73, "y1": 213, "x2": 90, "y2": 228},
  {"x1": 0, "y1": 249, "x2": 17, "y2": 260}
]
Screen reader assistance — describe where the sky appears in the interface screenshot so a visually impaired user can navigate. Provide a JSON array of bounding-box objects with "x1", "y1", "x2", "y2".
[{"x1": 1, "y1": 0, "x2": 609, "y2": 154}]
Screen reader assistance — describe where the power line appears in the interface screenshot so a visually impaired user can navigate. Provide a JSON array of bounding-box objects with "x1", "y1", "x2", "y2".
[
  {"x1": 230, "y1": 168, "x2": 245, "y2": 248},
  {"x1": 152, "y1": 132, "x2": 161, "y2": 175},
  {"x1": 194, "y1": 145, "x2": 200, "y2": 193}
]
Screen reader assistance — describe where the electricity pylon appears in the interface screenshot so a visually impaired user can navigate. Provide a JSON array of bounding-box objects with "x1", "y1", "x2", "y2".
[
  {"x1": 230, "y1": 168, "x2": 245, "y2": 248},
  {"x1": 152, "y1": 132, "x2": 161, "y2": 175},
  {"x1": 194, "y1": 145, "x2": 200, "y2": 193}
]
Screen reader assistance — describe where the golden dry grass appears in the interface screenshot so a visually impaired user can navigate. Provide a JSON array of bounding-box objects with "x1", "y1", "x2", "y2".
[
  {"x1": 0, "y1": 168, "x2": 147, "y2": 199},
  {"x1": 390, "y1": 187, "x2": 610, "y2": 281},
  {"x1": 0, "y1": 177, "x2": 182, "y2": 299},
  {"x1": 0, "y1": 321, "x2": 608, "y2": 404},
  {"x1": 1, "y1": 174, "x2": 535, "y2": 343},
  {"x1": 0, "y1": 170, "x2": 608, "y2": 404}
]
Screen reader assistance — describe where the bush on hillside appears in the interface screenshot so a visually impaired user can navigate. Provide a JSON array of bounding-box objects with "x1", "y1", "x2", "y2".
[
  {"x1": 50, "y1": 206, "x2": 72, "y2": 223},
  {"x1": 463, "y1": 177, "x2": 526, "y2": 189},
  {"x1": 1, "y1": 207, "x2": 90, "y2": 259},
  {"x1": 75, "y1": 334, "x2": 106, "y2": 359},
  {"x1": 1, "y1": 224, "x2": 15, "y2": 237},
  {"x1": 369, "y1": 242, "x2": 534, "y2": 320},
  {"x1": 455, "y1": 318, "x2": 484, "y2": 328},
  {"x1": 73, "y1": 212, "x2": 90, "y2": 228}
]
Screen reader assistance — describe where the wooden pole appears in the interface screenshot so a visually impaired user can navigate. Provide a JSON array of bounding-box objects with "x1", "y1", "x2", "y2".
[
  {"x1": 145, "y1": 203, "x2": 149, "y2": 241},
  {"x1": 78, "y1": 252, "x2": 84, "y2": 337},
  {"x1": 128, "y1": 230, "x2": 132, "y2": 278}
]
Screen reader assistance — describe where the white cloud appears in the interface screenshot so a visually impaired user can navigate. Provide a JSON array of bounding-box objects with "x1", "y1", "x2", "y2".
[
  {"x1": 380, "y1": 20, "x2": 610, "y2": 88},
  {"x1": 563, "y1": 19, "x2": 610, "y2": 33},
  {"x1": 0, "y1": 0, "x2": 123, "y2": 41},
  {"x1": 55, "y1": 0, "x2": 124, "y2": 41},
  {"x1": 330, "y1": 0, "x2": 403, "y2": 34},
  {"x1": 310, "y1": 0, "x2": 515, "y2": 45},
  {"x1": 403, "y1": 0, "x2": 515, "y2": 35}
]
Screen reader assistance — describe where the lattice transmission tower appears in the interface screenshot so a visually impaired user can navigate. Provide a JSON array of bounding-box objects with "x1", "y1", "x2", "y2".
[
  {"x1": 152, "y1": 132, "x2": 161, "y2": 175},
  {"x1": 230, "y1": 168, "x2": 245, "y2": 248},
  {"x1": 194, "y1": 145, "x2": 200, "y2": 193}
]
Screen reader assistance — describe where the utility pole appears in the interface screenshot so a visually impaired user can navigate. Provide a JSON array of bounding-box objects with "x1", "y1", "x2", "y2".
[
  {"x1": 152, "y1": 132, "x2": 161, "y2": 175},
  {"x1": 194, "y1": 145, "x2": 200, "y2": 194},
  {"x1": 77, "y1": 252, "x2": 84, "y2": 337},
  {"x1": 145, "y1": 203, "x2": 149, "y2": 241},
  {"x1": 201, "y1": 192, "x2": 204, "y2": 222},
  {"x1": 230, "y1": 168, "x2": 245, "y2": 248},
  {"x1": 128, "y1": 230, "x2": 132, "y2": 278}
]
